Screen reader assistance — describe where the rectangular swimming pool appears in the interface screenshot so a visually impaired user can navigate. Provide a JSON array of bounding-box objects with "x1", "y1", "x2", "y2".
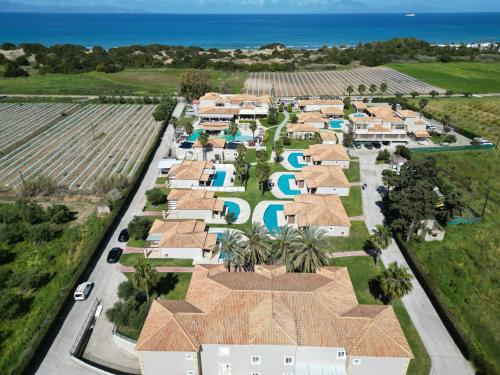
[{"x1": 212, "y1": 171, "x2": 226, "y2": 187}]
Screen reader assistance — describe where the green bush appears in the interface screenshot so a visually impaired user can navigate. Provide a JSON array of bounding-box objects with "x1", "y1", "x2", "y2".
[
  {"x1": 128, "y1": 217, "x2": 154, "y2": 240},
  {"x1": 283, "y1": 137, "x2": 292, "y2": 146},
  {"x1": 146, "y1": 188, "x2": 167, "y2": 205},
  {"x1": 376, "y1": 149, "x2": 391, "y2": 163}
]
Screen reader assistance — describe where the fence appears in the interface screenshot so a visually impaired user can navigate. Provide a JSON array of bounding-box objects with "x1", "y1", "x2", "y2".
[
  {"x1": 447, "y1": 206, "x2": 482, "y2": 226},
  {"x1": 410, "y1": 144, "x2": 495, "y2": 153},
  {"x1": 70, "y1": 298, "x2": 101, "y2": 357}
]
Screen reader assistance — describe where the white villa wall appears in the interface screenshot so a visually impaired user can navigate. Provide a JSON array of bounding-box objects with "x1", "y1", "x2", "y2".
[
  {"x1": 161, "y1": 247, "x2": 202, "y2": 259},
  {"x1": 289, "y1": 131, "x2": 317, "y2": 139},
  {"x1": 309, "y1": 186, "x2": 350, "y2": 196},
  {"x1": 140, "y1": 351, "x2": 198, "y2": 375},
  {"x1": 321, "y1": 160, "x2": 350, "y2": 169},
  {"x1": 309, "y1": 121, "x2": 326, "y2": 129},
  {"x1": 349, "y1": 357, "x2": 410, "y2": 375},
  {"x1": 169, "y1": 209, "x2": 214, "y2": 221},
  {"x1": 169, "y1": 179, "x2": 199, "y2": 188},
  {"x1": 318, "y1": 225, "x2": 350, "y2": 237}
]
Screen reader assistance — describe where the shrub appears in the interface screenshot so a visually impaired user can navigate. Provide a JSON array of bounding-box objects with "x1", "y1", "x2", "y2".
[
  {"x1": 0, "y1": 292, "x2": 28, "y2": 320},
  {"x1": 343, "y1": 133, "x2": 354, "y2": 147},
  {"x1": 17, "y1": 175, "x2": 57, "y2": 198},
  {"x1": 3, "y1": 62, "x2": 29, "y2": 78},
  {"x1": 0, "y1": 223, "x2": 26, "y2": 245},
  {"x1": 394, "y1": 145, "x2": 412, "y2": 160},
  {"x1": 442, "y1": 134, "x2": 457, "y2": 143},
  {"x1": 47, "y1": 204, "x2": 76, "y2": 224},
  {"x1": 376, "y1": 149, "x2": 391, "y2": 163},
  {"x1": 128, "y1": 217, "x2": 153, "y2": 240},
  {"x1": 225, "y1": 212, "x2": 236, "y2": 225},
  {"x1": 146, "y1": 188, "x2": 167, "y2": 205},
  {"x1": 282, "y1": 137, "x2": 291, "y2": 146},
  {"x1": 290, "y1": 114, "x2": 298, "y2": 123},
  {"x1": 29, "y1": 222, "x2": 62, "y2": 243}
]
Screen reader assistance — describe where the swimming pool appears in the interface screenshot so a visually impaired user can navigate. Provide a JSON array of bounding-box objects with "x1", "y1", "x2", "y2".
[
  {"x1": 288, "y1": 152, "x2": 307, "y2": 169},
  {"x1": 263, "y1": 204, "x2": 284, "y2": 234},
  {"x1": 224, "y1": 131, "x2": 253, "y2": 142},
  {"x1": 277, "y1": 174, "x2": 301, "y2": 196},
  {"x1": 212, "y1": 171, "x2": 226, "y2": 187},
  {"x1": 329, "y1": 119, "x2": 344, "y2": 130},
  {"x1": 188, "y1": 129, "x2": 202, "y2": 141},
  {"x1": 224, "y1": 201, "x2": 240, "y2": 220}
]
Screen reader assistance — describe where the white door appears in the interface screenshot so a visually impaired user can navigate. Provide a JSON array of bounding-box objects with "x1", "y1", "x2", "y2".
[{"x1": 219, "y1": 363, "x2": 231, "y2": 375}]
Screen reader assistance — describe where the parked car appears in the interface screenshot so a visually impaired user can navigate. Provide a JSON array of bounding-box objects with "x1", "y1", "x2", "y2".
[
  {"x1": 440, "y1": 142, "x2": 450, "y2": 147},
  {"x1": 118, "y1": 229, "x2": 129, "y2": 242},
  {"x1": 354, "y1": 143, "x2": 361, "y2": 149},
  {"x1": 372, "y1": 142, "x2": 381, "y2": 149},
  {"x1": 107, "y1": 247, "x2": 123, "y2": 263},
  {"x1": 382, "y1": 141, "x2": 390, "y2": 146},
  {"x1": 426, "y1": 124, "x2": 437, "y2": 130},
  {"x1": 74, "y1": 282, "x2": 93, "y2": 301},
  {"x1": 364, "y1": 143, "x2": 373, "y2": 150}
]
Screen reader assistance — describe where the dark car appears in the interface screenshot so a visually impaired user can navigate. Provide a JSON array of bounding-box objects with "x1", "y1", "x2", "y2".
[
  {"x1": 364, "y1": 143, "x2": 373, "y2": 150},
  {"x1": 118, "y1": 229, "x2": 129, "y2": 242},
  {"x1": 382, "y1": 141, "x2": 390, "y2": 146},
  {"x1": 372, "y1": 142, "x2": 382, "y2": 149},
  {"x1": 354, "y1": 143, "x2": 361, "y2": 149},
  {"x1": 107, "y1": 247, "x2": 123, "y2": 263}
]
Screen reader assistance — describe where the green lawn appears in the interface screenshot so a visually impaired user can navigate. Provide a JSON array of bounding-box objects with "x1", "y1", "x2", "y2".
[
  {"x1": 245, "y1": 148, "x2": 257, "y2": 164},
  {"x1": 126, "y1": 238, "x2": 148, "y2": 248},
  {"x1": 155, "y1": 177, "x2": 167, "y2": 185},
  {"x1": 340, "y1": 186, "x2": 363, "y2": 217},
  {"x1": 119, "y1": 253, "x2": 193, "y2": 267},
  {"x1": 410, "y1": 150, "x2": 499, "y2": 373},
  {"x1": 325, "y1": 221, "x2": 370, "y2": 251},
  {"x1": 407, "y1": 96, "x2": 500, "y2": 141},
  {"x1": 259, "y1": 112, "x2": 285, "y2": 128},
  {"x1": 330, "y1": 257, "x2": 431, "y2": 375},
  {"x1": 344, "y1": 160, "x2": 360, "y2": 182},
  {"x1": 387, "y1": 62, "x2": 500, "y2": 93},
  {"x1": 0, "y1": 68, "x2": 247, "y2": 96},
  {"x1": 284, "y1": 139, "x2": 317, "y2": 149}
]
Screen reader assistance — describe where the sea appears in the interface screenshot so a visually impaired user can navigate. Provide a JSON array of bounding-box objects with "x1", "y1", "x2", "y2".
[{"x1": 0, "y1": 12, "x2": 499, "y2": 49}]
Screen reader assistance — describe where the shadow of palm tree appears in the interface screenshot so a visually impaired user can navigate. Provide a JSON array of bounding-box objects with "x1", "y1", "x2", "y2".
[{"x1": 155, "y1": 273, "x2": 179, "y2": 296}]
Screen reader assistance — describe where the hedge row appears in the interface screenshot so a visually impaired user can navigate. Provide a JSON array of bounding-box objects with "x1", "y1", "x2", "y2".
[
  {"x1": 21, "y1": 104, "x2": 174, "y2": 374},
  {"x1": 394, "y1": 235, "x2": 496, "y2": 375}
]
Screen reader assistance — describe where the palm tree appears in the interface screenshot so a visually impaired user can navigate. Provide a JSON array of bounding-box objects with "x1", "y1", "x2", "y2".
[
  {"x1": 380, "y1": 83, "x2": 388, "y2": 97},
  {"x1": 358, "y1": 84, "x2": 366, "y2": 97},
  {"x1": 219, "y1": 230, "x2": 243, "y2": 272},
  {"x1": 185, "y1": 120, "x2": 194, "y2": 138},
  {"x1": 241, "y1": 223, "x2": 272, "y2": 270},
  {"x1": 346, "y1": 85, "x2": 354, "y2": 97},
  {"x1": 198, "y1": 131, "x2": 209, "y2": 161},
  {"x1": 369, "y1": 224, "x2": 392, "y2": 266},
  {"x1": 292, "y1": 227, "x2": 328, "y2": 273},
  {"x1": 228, "y1": 120, "x2": 239, "y2": 141},
  {"x1": 132, "y1": 261, "x2": 158, "y2": 302},
  {"x1": 170, "y1": 116, "x2": 179, "y2": 130},
  {"x1": 270, "y1": 224, "x2": 299, "y2": 271},
  {"x1": 369, "y1": 84, "x2": 377, "y2": 97},
  {"x1": 255, "y1": 160, "x2": 271, "y2": 194},
  {"x1": 377, "y1": 262, "x2": 413, "y2": 303},
  {"x1": 249, "y1": 121, "x2": 257, "y2": 141},
  {"x1": 418, "y1": 98, "x2": 429, "y2": 112}
]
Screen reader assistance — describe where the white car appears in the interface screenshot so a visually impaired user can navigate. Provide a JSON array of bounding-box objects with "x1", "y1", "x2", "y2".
[{"x1": 74, "y1": 282, "x2": 93, "y2": 301}]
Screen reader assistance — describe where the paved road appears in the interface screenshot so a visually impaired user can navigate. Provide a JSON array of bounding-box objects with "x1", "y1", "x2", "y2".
[
  {"x1": 274, "y1": 110, "x2": 290, "y2": 141},
  {"x1": 35, "y1": 106, "x2": 180, "y2": 374},
  {"x1": 356, "y1": 150, "x2": 475, "y2": 375}
]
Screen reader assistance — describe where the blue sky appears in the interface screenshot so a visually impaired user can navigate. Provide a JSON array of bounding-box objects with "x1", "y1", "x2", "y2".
[{"x1": 2, "y1": 0, "x2": 500, "y2": 13}]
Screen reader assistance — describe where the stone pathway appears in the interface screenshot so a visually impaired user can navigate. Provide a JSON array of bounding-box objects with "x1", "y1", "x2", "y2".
[
  {"x1": 274, "y1": 110, "x2": 290, "y2": 141},
  {"x1": 326, "y1": 250, "x2": 368, "y2": 258},
  {"x1": 349, "y1": 215, "x2": 366, "y2": 221},
  {"x1": 123, "y1": 246, "x2": 144, "y2": 254}
]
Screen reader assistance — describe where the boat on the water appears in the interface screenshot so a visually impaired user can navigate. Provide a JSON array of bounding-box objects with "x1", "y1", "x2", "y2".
[{"x1": 405, "y1": 13, "x2": 416, "y2": 17}]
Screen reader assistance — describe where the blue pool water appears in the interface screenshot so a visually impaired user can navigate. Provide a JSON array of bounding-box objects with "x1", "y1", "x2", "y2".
[
  {"x1": 224, "y1": 131, "x2": 253, "y2": 142},
  {"x1": 212, "y1": 171, "x2": 226, "y2": 187},
  {"x1": 277, "y1": 174, "x2": 301, "y2": 196},
  {"x1": 329, "y1": 119, "x2": 344, "y2": 129},
  {"x1": 353, "y1": 113, "x2": 366, "y2": 118},
  {"x1": 188, "y1": 129, "x2": 202, "y2": 141},
  {"x1": 288, "y1": 152, "x2": 307, "y2": 169},
  {"x1": 224, "y1": 201, "x2": 240, "y2": 220},
  {"x1": 263, "y1": 204, "x2": 284, "y2": 234}
]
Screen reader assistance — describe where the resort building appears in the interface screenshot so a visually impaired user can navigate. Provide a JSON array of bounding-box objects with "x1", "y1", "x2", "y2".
[
  {"x1": 295, "y1": 165, "x2": 350, "y2": 196},
  {"x1": 167, "y1": 160, "x2": 216, "y2": 188},
  {"x1": 320, "y1": 106, "x2": 345, "y2": 119},
  {"x1": 136, "y1": 264, "x2": 413, "y2": 375},
  {"x1": 284, "y1": 194, "x2": 351, "y2": 236},
  {"x1": 200, "y1": 122, "x2": 229, "y2": 136},
  {"x1": 296, "y1": 111, "x2": 327, "y2": 128},
  {"x1": 348, "y1": 106, "x2": 408, "y2": 144},
  {"x1": 351, "y1": 101, "x2": 368, "y2": 113},
  {"x1": 298, "y1": 98, "x2": 344, "y2": 112},
  {"x1": 319, "y1": 130, "x2": 339, "y2": 144},
  {"x1": 396, "y1": 109, "x2": 430, "y2": 138},
  {"x1": 195, "y1": 92, "x2": 271, "y2": 121},
  {"x1": 286, "y1": 123, "x2": 319, "y2": 139},
  {"x1": 163, "y1": 190, "x2": 225, "y2": 221},
  {"x1": 146, "y1": 219, "x2": 217, "y2": 260},
  {"x1": 303, "y1": 144, "x2": 350, "y2": 169}
]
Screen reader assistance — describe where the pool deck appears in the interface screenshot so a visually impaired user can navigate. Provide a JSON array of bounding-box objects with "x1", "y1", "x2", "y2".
[
  {"x1": 252, "y1": 200, "x2": 292, "y2": 233},
  {"x1": 219, "y1": 197, "x2": 251, "y2": 224},
  {"x1": 281, "y1": 149, "x2": 308, "y2": 171},
  {"x1": 270, "y1": 171, "x2": 306, "y2": 199}
]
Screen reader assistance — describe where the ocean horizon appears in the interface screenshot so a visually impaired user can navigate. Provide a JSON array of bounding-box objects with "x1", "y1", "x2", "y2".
[{"x1": 0, "y1": 12, "x2": 499, "y2": 48}]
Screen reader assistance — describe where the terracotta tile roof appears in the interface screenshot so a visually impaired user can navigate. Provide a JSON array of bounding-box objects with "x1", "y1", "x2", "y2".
[
  {"x1": 352, "y1": 101, "x2": 367, "y2": 110},
  {"x1": 320, "y1": 106, "x2": 345, "y2": 116},
  {"x1": 414, "y1": 130, "x2": 431, "y2": 138},
  {"x1": 193, "y1": 137, "x2": 226, "y2": 149},
  {"x1": 294, "y1": 165, "x2": 349, "y2": 189},
  {"x1": 287, "y1": 123, "x2": 319, "y2": 133},
  {"x1": 319, "y1": 131, "x2": 339, "y2": 142},
  {"x1": 298, "y1": 99, "x2": 343, "y2": 106},
  {"x1": 368, "y1": 124, "x2": 392, "y2": 133},
  {"x1": 198, "y1": 107, "x2": 240, "y2": 116},
  {"x1": 200, "y1": 122, "x2": 229, "y2": 130},
  {"x1": 136, "y1": 265, "x2": 413, "y2": 359},
  {"x1": 148, "y1": 219, "x2": 216, "y2": 250},
  {"x1": 297, "y1": 112, "x2": 326, "y2": 124},
  {"x1": 168, "y1": 189, "x2": 224, "y2": 212},
  {"x1": 399, "y1": 109, "x2": 417, "y2": 118},
  {"x1": 367, "y1": 105, "x2": 394, "y2": 118},
  {"x1": 199, "y1": 92, "x2": 220, "y2": 101},
  {"x1": 303, "y1": 144, "x2": 350, "y2": 162},
  {"x1": 381, "y1": 115, "x2": 404, "y2": 124},
  {"x1": 167, "y1": 161, "x2": 214, "y2": 181},
  {"x1": 284, "y1": 194, "x2": 351, "y2": 227}
]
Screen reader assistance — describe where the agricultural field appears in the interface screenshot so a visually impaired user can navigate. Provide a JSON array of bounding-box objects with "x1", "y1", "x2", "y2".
[
  {"x1": 0, "y1": 103, "x2": 79, "y2": 154},
  {"x1": 245, "y1": 67, "x2": 444, "y2": 96},
  {"x1": 412, "y1": 150, "x2": 499, "y2": 373},
  {"x1": 0, "y1": 103, "x2": 161, "y2": 191},
  {"x1": 0, "y1": 68, "x2": 246, "y2": 96},
  {"x1": 388, "y1": 62, "x2": 500, "y2": 93},
  {"x1": 407, "y1": 96, "x2": 500, "y2": 141}
]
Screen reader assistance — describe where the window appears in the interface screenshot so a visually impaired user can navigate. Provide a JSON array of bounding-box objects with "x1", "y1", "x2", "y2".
[
  {"x1": 186, "y1": 371, "x2": 195, "y2": 375},
  {"x1": 284, "y1": 356, "x2": 294, "y2": 365},
  {"x1": 218, "y1": 347, "x2": 230, "y2": 357},
  {"x1": 251, "y1": 373, "x2": 261, "y2": 375},
  {"x1": 352, "y1": 358, "x2": 362, "y2": 366},
  {"x1": 185, "y1": 354, "x2": 194, "y2": 361},
  {"x1": 250, "y1": 355, "x2": 261, "y2": 365},
  {"x1": 336, "y1": 350, "x2": 346, "y2": 359},
  {"x1": 284, "y1": 373, "x2": 294, "y2": 375}
]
